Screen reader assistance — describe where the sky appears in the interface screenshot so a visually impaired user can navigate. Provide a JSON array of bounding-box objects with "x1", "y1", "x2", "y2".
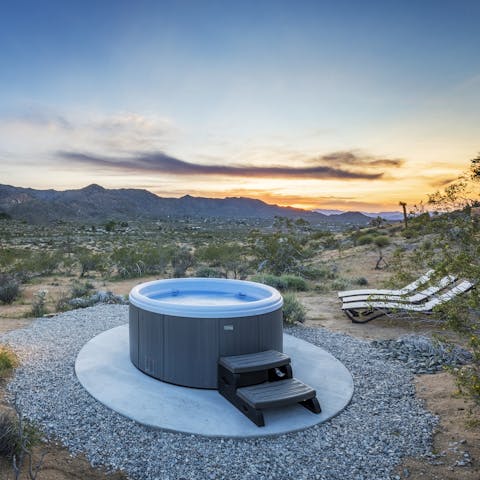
[{"x1": 0, "y1": 0, "x2": 479, "y2": 212}]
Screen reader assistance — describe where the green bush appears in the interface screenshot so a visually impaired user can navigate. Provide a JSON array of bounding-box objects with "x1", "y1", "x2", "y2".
[
  {"x1": 195, "y1": 267, "x2": 224, "y2": 278},
  {"x1": 112, "y1": 244, "x2": 175, "y2": 278},
  {"x1": 357, "y1": 234, "x2": 374, "y2": 245},
  {"x1": 30, "y1": 291, "x2": 47, "y2": 317},
  {"x1": 70, "y1": 281, "x2": 95, "y2": 298},
  {"x1": 355, "y1": 277, "x2": 368, "y2": 286},
  {"x1": 0, "y1": 275, "x2": 20, "y2": 304},
  {"x1": 374, "y1": 235, "x2": 390, "y2": 248},
  {"x1": 282, "y1": 292, "x2": 306, "y2": 324},
  {"x1": 251, "y1": 274, "x2": 308, "y2": 291},
  {"x1": 281, "y1": 275, "x2": 308, "y2": 291},
  {"x1": 0, "y1": 345, "x2": 18, "y2": 379}
]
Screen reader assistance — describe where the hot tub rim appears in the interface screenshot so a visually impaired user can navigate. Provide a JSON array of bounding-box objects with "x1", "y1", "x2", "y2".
[{"x1": 129, "y1": 277, "x2": 283, "y2": 318}]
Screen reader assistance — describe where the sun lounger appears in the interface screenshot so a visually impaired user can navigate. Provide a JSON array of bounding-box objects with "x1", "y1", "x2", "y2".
[
  {"x1": 342, "y1": 280, "x2": 474, "y2": 323},
  {"x1": 337, "y1": 269, "x2": 435, "y2": 299},
  {"x1": 340, "y1": 275, "x2": 456, "y2": 304}
]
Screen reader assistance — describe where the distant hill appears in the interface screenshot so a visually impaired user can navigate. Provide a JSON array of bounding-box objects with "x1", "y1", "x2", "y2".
[
  {"x1": 315, "y1": 209, "x2": 403, "y2": 221},
  {"x1": 0, "y1": 183, "x2": 373, "y2": 226}
]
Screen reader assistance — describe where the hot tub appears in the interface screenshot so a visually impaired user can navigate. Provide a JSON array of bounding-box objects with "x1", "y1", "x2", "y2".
[{"x1": 129, "y1": 278, "x2": 284, "y2": 388}]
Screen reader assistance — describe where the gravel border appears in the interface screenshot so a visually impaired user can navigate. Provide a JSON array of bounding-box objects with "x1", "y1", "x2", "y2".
[{"x1": 2, "y1": 305, "x2": 437, "y2": 480}]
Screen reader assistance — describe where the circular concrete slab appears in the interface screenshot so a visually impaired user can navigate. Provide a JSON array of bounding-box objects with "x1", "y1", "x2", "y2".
[{"x1": 75, "y1": 325, "x2": 353, "y2": 438}]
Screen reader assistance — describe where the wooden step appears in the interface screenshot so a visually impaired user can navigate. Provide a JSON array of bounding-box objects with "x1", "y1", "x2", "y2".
[
  {"x1": 219, "y1": 350, "x2": 291, "y2": 374},
  {"x1": 237, "y1": 378, "x2": 317, "y2": 410}
]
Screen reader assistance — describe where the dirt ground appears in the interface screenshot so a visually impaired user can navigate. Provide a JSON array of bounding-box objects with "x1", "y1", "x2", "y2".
[{"x1": 0, "y1": 244, "x2": 479, "y2": 479}]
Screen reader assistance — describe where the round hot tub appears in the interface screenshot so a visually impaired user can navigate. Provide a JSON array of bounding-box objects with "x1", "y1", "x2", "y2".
[{"x1": 129, "y1": 278, "x2": 283, "y2": 389}]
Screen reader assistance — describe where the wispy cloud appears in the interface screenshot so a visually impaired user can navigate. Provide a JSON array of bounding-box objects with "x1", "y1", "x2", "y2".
[
  {"x1": 57, "y1": 150, "x2": 388, "y2": 180},
  {"x1": 319, "y1": 151, "x2": 404, "y2": 168}
]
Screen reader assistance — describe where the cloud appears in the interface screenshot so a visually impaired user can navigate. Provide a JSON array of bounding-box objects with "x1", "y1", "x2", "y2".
[
  {"x1": 319, "y1": 151, "x2": 404, "y2": 168},
  {"x1": 57, "y1": 150, "x2": 385, "y2": 180}
]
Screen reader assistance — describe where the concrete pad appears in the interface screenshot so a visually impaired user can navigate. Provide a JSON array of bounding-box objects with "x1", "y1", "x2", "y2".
[{"x1": 75, "y1": 325, "x2": 353, "y2": 438}]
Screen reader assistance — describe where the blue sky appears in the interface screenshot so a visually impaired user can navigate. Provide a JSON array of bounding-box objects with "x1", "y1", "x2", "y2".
[{"x1": 1, "y1": 0, "x2": 479, "y2": 210}]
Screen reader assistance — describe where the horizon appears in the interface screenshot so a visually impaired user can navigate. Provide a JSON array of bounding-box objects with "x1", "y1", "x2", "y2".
[
  {"x1": 1, "y1": 1, "x2": 479, "y2": 212},
  {"x1": 1, "y1": 181, "x2": 404, "y2": 215}
]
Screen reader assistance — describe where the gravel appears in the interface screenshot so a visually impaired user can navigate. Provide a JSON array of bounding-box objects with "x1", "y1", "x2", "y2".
[
  {"x1": 2, "y1": 305, "x2": 438, "y2": 480},
  {"x1": 371, "y1": 334, "x2": 472, "y2": 374}
]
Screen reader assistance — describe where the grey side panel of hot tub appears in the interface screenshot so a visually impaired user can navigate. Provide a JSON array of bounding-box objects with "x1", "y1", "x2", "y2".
[
  {"x1": 163, "y1": 315, "x2": 219, "y2": 388},
  {"x1": 258, "y1": 309, "x2": 283, "y2": 352},
  {"x1": 137, "y1": 307, "x2": 166, "y2": 379},
  {"x1": 129, "y1": 306, "x2": 139, "y2": 366},
  {"x1": 219, "y1": 316, "x2": 259, "y2": 357},
  {"x1": 129, "y1": 305, "x2": 283, "y2": 389}
]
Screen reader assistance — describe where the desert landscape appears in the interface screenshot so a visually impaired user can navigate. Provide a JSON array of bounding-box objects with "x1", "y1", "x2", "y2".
[
  {"x1": 1, "y1": 2, "x2": 479, "y2": 478},
  {"x1": 0, "y1": 209, "x2": 478, "y2": 479}
]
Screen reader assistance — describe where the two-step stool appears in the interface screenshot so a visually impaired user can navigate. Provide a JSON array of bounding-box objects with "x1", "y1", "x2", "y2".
[{"x1": 218, "y1": 350, "x2": 321, "y2": 426}]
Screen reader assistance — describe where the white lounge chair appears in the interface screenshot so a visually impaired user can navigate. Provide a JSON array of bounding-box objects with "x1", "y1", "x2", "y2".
[
  {"x1": 340, "y1": 275, "x2": 456, "y2": 304},
  {"x1": 338, "y1": 269, "x2": 435, "y2": 299},
  {"x1": 342, "y1": 280, "x2": 474, "y2": 323}
]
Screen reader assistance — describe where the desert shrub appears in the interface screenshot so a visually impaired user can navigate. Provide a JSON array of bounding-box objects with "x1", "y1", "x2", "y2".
[
  {"x1": 280, "y1": 275, "x2": 308, "y2": 291},
  {"x1": 251, "y1": 274, "x2": 308, "y2": 291},
  {"x1": 355, "y1": 277, "x2": 368, "y2": 286},
  {"x1": 357, "y1": 234, "x2": 374, "y2": 245},
  {"x1": 374, "y1": 235, "x2": 390, "y2": 248},
  {"x1": 18, "y1": 251, "x2": 62, "y2": 276},
  {"x1": 421, "y1": 239, "x2": 433, "y2": 250},
  {"x1": 298, "y1": 265, "x2": 336, "y2": 280},
  {"x1": 195, "y1": 243, "x2": 247, "y2": 278},
  {"x1": 250, "y1": 232, "x2": 305, "y2": 275},
  {"x1": 70, "y1": 281, "x2": 95, "y2": 298},
  {"x1": 330, "y1": 278, "x2": 350, "y2": 291},
  {"x1": 0, "y1": 345, "x2": 18, "y2": 379},
  {"x1": 30, "y1": 291, "x2": 47, "y2": 317},
  {"x1": 0, "y1": 412, "x2": 18, "y2": 458},
  {"x1": 195, "y1": 267, "x2": 224, "y2": 278},
  {"x1": 0, "y1": 274, "x2": 20, "y2": 304},
  {"x1": 112, "y1": 244, "x2": 175, "y2": 278},
  {"x1": 282, "y1": 292, "x2": 306, "y2": 324},
  {"x1": 171, "y1": 247, "x2": 195, "y2": 277},
  {"x1": 76, "y1": 249, "x2": 104, "y2": 277}
]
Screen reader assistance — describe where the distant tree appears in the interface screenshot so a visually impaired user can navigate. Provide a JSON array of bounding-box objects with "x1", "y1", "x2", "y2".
[
  {"x1": 196, "y1": 243, "x2": 247, "y2": 279},
  {"x1": 250, "y1": 232, "x2": 305, "y2": 276},
  {"x1": 399, "y1": 201, "x2": 408, "y2": 229},
  {"x1": 171, "y1": 247, "x2": 195, "y2": 277}
]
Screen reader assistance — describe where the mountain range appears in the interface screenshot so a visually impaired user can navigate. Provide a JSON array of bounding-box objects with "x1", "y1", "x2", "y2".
[{"x1": 0, "y1": 183, "x2": 383, "y2": 226}]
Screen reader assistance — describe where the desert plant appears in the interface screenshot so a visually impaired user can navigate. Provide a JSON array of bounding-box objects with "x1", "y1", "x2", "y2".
[
  {"x1": 195, "y1": 243, "x2": 247, "y2": 279},
  {"x1": 195, "y1": 267, "x2": 224, "y2": 278},
  {"x1": 374, "y1": 235, "x2": 391, "y2": 270},
  {"x1": 0, "y1": 274, "x2": 21, "y2": 304},
  {"x1": 30, "y1": 291, "x2": 47, "y2": 318},
  {"x1": 70, "y1": 281, "x2": 95, "y2": 298},
  {"x1": 282, "y1": 292, "x2": 306, "y2": 324},
  {"x1": 0, "y1": 345, "x2": 18, "y2": 379},
  {"x1": 10, "y1": 400, "x2": 47, "y2": 480},
  {"x1": 250, "y1": 232, "x2": 305, "y2": 275},
  {"x1": 0, "y1": 411, "x2": 18, "y2": 458},
  {"x1": 355, "y1": 277, "x2": 369, "y2": 286},
  {"x1": 251, "y1": 274, "x2": 308, "y2": 291},
  {"x1": 76, "y1": 249, "x2": 104, "y2": 277},
  {"x1": 171, "y1": 247, "x2": 195, "y2": 277},
  {"x1": 397, "y1": 154, "x2": 480, "y2": 404},
  {"x1": 357, "y1": 234, "x2": 374, "y2": 245}
]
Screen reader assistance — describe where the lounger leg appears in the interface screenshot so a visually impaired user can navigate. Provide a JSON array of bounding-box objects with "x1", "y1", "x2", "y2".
[
  {"x1": 345, "y1": 309, "x2": 384, "y2": 323},
  {"x1": 300, "y1": 396, "x2": 321, "y2": 414}
]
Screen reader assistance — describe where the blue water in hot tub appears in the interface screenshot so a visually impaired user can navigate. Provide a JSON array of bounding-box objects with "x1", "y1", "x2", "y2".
[{"x1": 150, "y1": 290, "x2": 258, "y2": 306}]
